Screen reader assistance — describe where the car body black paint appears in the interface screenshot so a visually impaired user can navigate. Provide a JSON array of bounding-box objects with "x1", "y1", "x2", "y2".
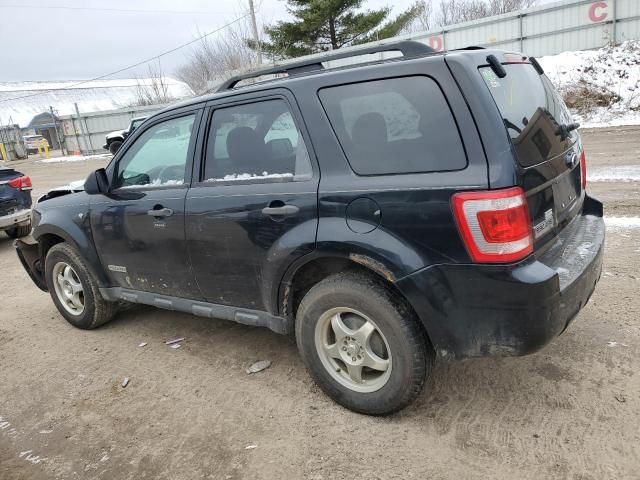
[{"x1": 17, "y1": 47, "x2": 604, "y2": 358}]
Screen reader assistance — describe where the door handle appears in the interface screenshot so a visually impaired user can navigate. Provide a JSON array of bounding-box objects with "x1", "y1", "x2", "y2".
[
  {"x1": 262, "y1": 203, "x2": 299, "y2": 216},
  {"x1": 147, "y1": 207, "x2": 174, "y2": 217}
]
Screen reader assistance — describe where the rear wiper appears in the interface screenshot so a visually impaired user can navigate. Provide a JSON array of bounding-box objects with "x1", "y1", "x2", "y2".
[{"x1": 555, "y1": 122, "x2": 580, "y2": 140}]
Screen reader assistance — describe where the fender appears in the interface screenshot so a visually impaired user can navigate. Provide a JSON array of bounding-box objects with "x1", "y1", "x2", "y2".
[
  {"x1": 274, "y1": 219, "x2": 433, "y2": 317},
  {"x1": 33, "y1": 195, "x2": 111, "y2": 288}
]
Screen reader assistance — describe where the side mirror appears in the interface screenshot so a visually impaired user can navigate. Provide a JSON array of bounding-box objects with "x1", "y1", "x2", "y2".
[{"x1": 84, "y1": 168, "x2": 109, "y2": 195}]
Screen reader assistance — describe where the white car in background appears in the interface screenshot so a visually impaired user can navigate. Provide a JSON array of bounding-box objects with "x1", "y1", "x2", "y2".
[{"x1": 23, "y1": 135, "x2": 50, "y2": 155}]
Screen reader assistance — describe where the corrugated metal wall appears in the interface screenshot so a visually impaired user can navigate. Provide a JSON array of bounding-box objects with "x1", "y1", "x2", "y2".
[
  {"x1": 322, "y1": 0, "x2": 640, "y2": 70},
  {"x1": 407, "y1": 0, "x2": 640, "y2": 57},
  {"x1": 60, "y1": 104, "x2": 161, "y2": 154}
]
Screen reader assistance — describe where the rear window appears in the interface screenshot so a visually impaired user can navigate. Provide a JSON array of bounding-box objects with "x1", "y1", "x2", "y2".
[
  {"x1": 480, "y1": 64, "x2": 576, "y2": 167},
  {"x1": 318, "y1": 76, "x2": 467, "y2": 175}
]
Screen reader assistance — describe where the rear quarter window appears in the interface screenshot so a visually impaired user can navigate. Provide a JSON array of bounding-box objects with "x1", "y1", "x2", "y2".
[{"x1": 318, "y1": 76, "x2": 467, "y2": 175}]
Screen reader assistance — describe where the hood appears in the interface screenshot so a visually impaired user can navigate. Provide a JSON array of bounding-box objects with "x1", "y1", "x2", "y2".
[{"x1": 37, "y1": 179, "x2": 85, "y2": 203}]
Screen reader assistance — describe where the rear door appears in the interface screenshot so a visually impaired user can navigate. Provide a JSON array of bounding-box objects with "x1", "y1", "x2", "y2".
[
  {"x1": 185, "y1": 90, "x2": 319, "y2": 313},
  {"x1": 479, "y1": 61, "x2": 584, "y2": 246}
]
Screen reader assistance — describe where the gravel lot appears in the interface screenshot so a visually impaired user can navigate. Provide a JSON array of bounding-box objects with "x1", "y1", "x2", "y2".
[{"x1": 1, "y1": 127, "x2": 639, "y2": 479}]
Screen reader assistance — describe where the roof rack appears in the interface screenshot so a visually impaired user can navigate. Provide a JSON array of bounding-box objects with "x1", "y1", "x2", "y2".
[{"x1": 216, "y1": 40, "x2": 436, "y2": 92}]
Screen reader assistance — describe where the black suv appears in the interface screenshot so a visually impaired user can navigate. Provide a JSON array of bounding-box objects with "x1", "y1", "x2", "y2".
[{"x1": 16, "y1": 42, "x2": 604, "y2": 415}]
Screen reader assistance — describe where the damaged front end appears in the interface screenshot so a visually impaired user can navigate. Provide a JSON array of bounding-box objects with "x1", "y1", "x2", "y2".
[
  {"x1": 15, "y1": 235, "x2": 47, "y2": 291},
  {"x1": 37, "y1": 180, "x2": 85, "y2": 203}
]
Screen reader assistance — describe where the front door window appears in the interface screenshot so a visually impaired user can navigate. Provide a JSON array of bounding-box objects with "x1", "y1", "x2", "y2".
[{"x1": 115, "y1": 114, "x2": 195, "y2": 189}]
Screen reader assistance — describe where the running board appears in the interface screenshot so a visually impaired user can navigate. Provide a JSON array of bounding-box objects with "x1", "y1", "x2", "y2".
[{"x1": 99, "y1": 287, "x2": 289, "y2": 334}]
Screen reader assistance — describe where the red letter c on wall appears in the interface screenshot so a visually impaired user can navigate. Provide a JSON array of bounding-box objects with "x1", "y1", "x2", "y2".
[{"x1": 589, "y1": 2, "x2": 608, "y2": 23}]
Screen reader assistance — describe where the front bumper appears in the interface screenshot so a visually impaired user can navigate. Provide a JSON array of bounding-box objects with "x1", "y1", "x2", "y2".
[
  {"x1": 0, "y1": 209, "x2": 31, "y2": 229},
  {"x1": 15, "y1": 235, "x2": 47, "y2": 291},
  {"x1": 397, "y1": 195, "x2": 605, "y2": 359}
]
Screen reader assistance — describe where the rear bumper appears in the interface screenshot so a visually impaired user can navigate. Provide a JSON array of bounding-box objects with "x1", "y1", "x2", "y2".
[
  {"x1": 0, "y1": 209, "x2": 31, "y2": 229},
  {"x1": 397, "y1": 195, "x2": 605, "y2": 359}
]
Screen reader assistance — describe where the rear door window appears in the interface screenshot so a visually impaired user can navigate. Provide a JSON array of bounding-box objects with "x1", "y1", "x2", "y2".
[
  {"x1": 204, "y1": 99, "x2": 313, "y2": 183},
  {"x1": 318, "y1": 76, "x2": 467, "y2": 175},
  {"x1": 480, "y1": 64, "x2": 576, "y2": 167}
]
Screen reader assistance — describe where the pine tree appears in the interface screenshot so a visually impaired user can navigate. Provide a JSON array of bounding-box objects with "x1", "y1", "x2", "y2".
[{"x1": 253, "y1": 0, "x2": 423, "y2": 58}]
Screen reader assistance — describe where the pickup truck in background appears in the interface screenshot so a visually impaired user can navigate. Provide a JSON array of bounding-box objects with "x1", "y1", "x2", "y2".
[{"x1": 103, "y1": 117, "x2": 147, "y2": 155}]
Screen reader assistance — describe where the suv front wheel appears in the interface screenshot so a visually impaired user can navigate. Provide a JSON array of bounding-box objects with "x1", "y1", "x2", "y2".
[
  {"x1": 44, "y1": 242, "x2": 117, "y2": 329},
  {"x1": 296, "y1": 271, "x2": 432, "y2": 415}
]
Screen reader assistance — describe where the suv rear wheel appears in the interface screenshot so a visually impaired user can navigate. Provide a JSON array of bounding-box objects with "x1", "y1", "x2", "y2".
[
  {"x1": 295, "y1": 271, "x2": 431, "y2": 415},
  {"x1": 44, "y1": 242, "x2": 117, "y2": 329}
]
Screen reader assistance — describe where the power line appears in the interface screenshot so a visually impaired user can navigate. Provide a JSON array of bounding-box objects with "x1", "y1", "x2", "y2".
[
  {"x1": 0, "y1": 13, "x2": 250, "y2": 104},
  {"x1": 0, "y1": 4, "x2": 231, "y2": 15}
]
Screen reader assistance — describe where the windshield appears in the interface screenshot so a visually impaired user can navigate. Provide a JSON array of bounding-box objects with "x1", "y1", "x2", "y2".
[{"x1": 480, "y1": 64, "x2": 576, "y2": 167}]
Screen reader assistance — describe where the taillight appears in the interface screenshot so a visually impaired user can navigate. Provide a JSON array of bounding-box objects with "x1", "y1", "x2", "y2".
[
  {"x1": 8, "y1": 175, "x2": 32, "y2": 191},
  {"x1": 452, "y1": 187, "x2": 533, "y2": 263},
  {"x1": 580, "y1": 150, "x2": 587, "y2": 189}
]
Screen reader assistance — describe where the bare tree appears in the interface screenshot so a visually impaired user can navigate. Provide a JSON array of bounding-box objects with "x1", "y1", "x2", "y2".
[
  {"x1": 412, "y1": 0, "x2": 537, "y2": 30},
  {"x1": 131, "y1": 61, "x2": 174, "y2": 106},
  {"x1": 488, "y1": 0, "x2": 538, "y2": 15},
  {"x1": 176, "y1": 18, "x2": 261, "y2": 95}
]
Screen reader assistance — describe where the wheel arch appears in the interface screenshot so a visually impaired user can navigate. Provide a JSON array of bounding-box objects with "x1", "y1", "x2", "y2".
[
  {"x1": 35, "y1": 223, "x2": 111, "y2": 288},
  {"x1": 279, "y1": 253, "x2": 434, "y2": 347}
]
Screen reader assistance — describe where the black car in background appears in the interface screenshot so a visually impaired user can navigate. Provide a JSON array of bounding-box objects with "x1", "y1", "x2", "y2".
[
  {"x1": 0, "y1": 166, "x2": 32, "y2": 238},
  {"x1": 103, "y1": 116, "x2": 148, "y2": 155},
  {"x1": 16, "y1": 41, "x2": 604, "y2": 415}
]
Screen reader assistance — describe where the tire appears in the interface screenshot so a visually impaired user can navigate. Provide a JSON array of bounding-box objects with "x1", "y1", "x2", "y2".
[
  {"x1": 295, "y1": 271, "x2": 431, "y2": 415},
  {"x1": 108, "y1": 140, "x2": 123, "y2": 155},
  {"x1": 5, "y1": 222, "x2": 31, "y2": 238},
  {"x1": 44, "y1": 242, "x2": 117, "y2": 329}
]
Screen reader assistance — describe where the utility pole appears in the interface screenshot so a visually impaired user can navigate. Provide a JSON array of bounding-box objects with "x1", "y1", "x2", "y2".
[
  {"x1": 248, "y1": 0, "x2": 262, "y2": 65},
  {"x1": 50, "y1": 106, "x2": 65, "y2": 156},
  {"x1": 74, "y1": 103, "x2": 88, "y2": 155}
]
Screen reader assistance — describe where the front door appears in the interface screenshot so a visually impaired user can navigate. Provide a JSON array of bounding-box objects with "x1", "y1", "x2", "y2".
[
  {"x1": 185, "y1": 94, "x2": 319, "y2": 312},
  {"x1": 91, "y1": 111, "x2": 203, "y2": 299}
]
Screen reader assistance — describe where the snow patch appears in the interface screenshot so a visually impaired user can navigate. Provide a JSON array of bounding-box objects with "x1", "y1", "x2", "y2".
[
  {"x1": 540, "y1": 41, "x2": 640, "y2": 128},
  {"x1": 588, "y1": 165, "x2": 640, "y2": 182},
  {"x1": 0, "y1": 77, "x2": 192, "y2": 127},
  {"x1": 604, "y1": 217, "x2": 640, "y2": 230},
  {"x1": 38, "y1": 153, "x2": 111, "y2": 164},
  {"x1": 205, "y1": 172, "x2": 294, "y2": 182},
  {"x1": 120, "y1": 178, "x2": 184, "y2": 189}
]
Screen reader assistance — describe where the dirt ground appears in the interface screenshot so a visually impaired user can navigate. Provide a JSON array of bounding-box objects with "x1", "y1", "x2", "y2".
[{"x1": 1, "y1": 128, "x2": 638, "y2": 480}]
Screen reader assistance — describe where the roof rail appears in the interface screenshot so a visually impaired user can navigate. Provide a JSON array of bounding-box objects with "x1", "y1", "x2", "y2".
[{"x1": 216, "y1": 40, "x2": 435, "y2": 92}]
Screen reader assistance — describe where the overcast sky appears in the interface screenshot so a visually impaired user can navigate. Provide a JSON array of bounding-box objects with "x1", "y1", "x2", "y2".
[
  {"x1": 0, "y1": 0, "x2": 556, "y2": 82},
  {"x1": 0, "y1": 0, "x2": 421, "y2": 82}
]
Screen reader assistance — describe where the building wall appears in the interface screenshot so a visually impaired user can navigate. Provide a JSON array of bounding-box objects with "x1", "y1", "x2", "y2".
[
  {"x1": 321, "y1": 0, "x2": 639, "y2": 70},
  {"x1": 60, "y1": 104, "x2": 162, "y2": 154},
  {"x1": 408, "y1": 0, "x2": 638, "y2": 56}
]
